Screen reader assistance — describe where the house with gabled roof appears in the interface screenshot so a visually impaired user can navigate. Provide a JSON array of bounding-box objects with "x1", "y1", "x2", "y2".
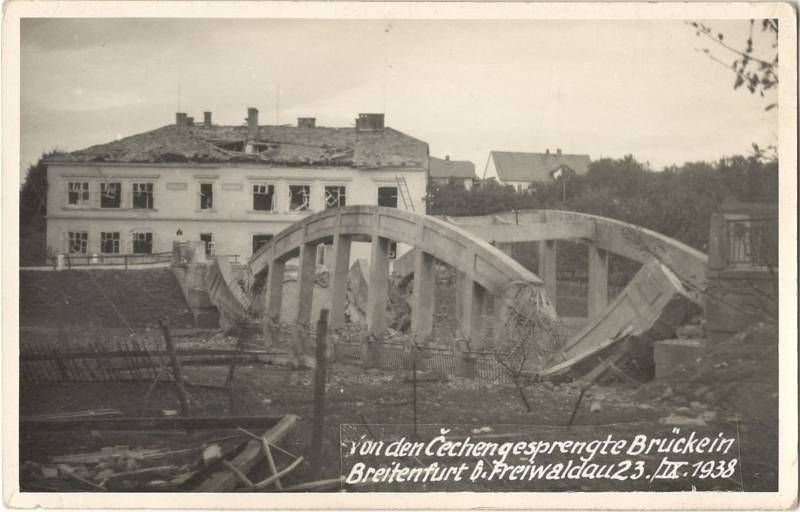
[
  {"x1": 428, "y1": 155, "x2": 477, "y2": 190},
  {"x1": 482, "y1": 149, "x2": 591, "y2": 192},
  {"x1": 45, "y1": 108, "x2": 428, "y2": 263}
]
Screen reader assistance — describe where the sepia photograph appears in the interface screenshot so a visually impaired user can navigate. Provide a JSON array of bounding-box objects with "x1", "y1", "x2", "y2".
[{"x1": 2, "y1": 1, "x2": 797, "y2": 509}]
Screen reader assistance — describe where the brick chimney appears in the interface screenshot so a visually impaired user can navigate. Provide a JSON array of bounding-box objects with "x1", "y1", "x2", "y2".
[
  {"x1": 247, "y1": 107, "x2": 259, "y2": 139},
  {"x1": 557, "y1": 148, "x2": 562, "y2": 156},
  {"x1": 186, "y1": 116, "x2": 194, "y2": 126},
  {"x1": 355, "y1": 113, "x2": 384, "y2": 132},
  {"x1": 176, "y1": 112, "x2": 188, "y2": 130},
  {"x1": 297, "y1": 117, "x2": 316, "y2": 128},
  {"x1": 204, "y1": 111, "x2": 212, "y2": 126},
  {"x1": 445, "y1": 155, "x2": 450, "y2": 161},
  {"x1": 545, "y1": 148, "x2": 550, "y2": 155}
]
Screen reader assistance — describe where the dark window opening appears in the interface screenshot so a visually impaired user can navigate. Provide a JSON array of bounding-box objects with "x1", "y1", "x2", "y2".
[
  {"x1": 253, "y1": 184, "x2": 275, "y2": 211},
  {"x1": 132, "y1": 232, "x2": 153, "y2": 254},
  {"x1": 252, "y1": 234, "x2": 273, "y2": 255},
  {"x1": 324, "y1": 186, "x2": 346, "y2": 209},
  {"x1": 132, "y1": 183, "x2": 154, "y2": 209},
  {"x1": 100, "y1": 182, "x2": 121, "y2": 208},
  {"x1": 68, "y1": 231, "x2": 88, "y2": 254},
  {"x1": 289, "y1": 185, "x2": 311, "y2": 211},
  {"x1": 67, "y1": 182, "x2": 90, "y2": 206},
  {"x1": 378, "y1": 186, "x2": 398, "y2": 208},
  {"x1": 100, "y1": 232, "x2": 120, "y2": 254},
  {"x1": 389, "y1": 241, "x2": 398, "y2": 260},
  {"x1": 200, "y1": 233, "x2": 214, "y2": 257},
  {"x1": 200, "y1": 183, "x2": 213, "y2": 210}
]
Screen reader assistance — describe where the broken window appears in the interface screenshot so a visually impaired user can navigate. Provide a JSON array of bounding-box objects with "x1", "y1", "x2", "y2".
[
  {"x1": 132, "y1": 231, "x2": 153, "y2": 254},
  {"x1": 100, "y1": 182, "x2": 121, "y2": 208},
  {"x1": 289, "y1": 185, "x2": 311, "y2": 211},
  {"x1": 100, "y1": 232, "x2": 120, "y2": 254},
  {"x1": 200, "y1": 183, "x2": 213, "y2": 210},
  {"x1": 377, "y1": 186, "x2": 398, "y2": 208},
  {"x1": 68, "y1": 231, "x2": 88, "y2": 254},
  {"x1": 253, "y1": 184, "x2": 275, "y2": 211},
  {"x1": 200, "y1": 233, "x2": 214, "y2": 257},
  {"x1": 252, "y1": 234, "x2": 273, "y2": 255},
  {"x1": 67, "y1": 181, "x2": 90, "y2": 206},
  {"x1": 132, "y1": 183, "x2": 154, "y2": 209},
  {"x1": 324, "y1": 185, "x2": 346, "y2": 209}
]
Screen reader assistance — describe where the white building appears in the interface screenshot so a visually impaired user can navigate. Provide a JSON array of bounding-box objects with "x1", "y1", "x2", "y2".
[
  {"x1": 482, "y1": 149, "x2": 591, "y2": 192},
  {"x1": 428, "y1": 155, "x2": 477, "y2": 190},
  {"x1": 46, "y1": 109, "x2": 429, "y2": 264}
]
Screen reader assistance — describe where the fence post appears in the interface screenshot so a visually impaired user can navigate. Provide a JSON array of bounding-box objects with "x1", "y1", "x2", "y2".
[
  {"x1": 158, "y1": 320, "x2": 190, "y2": 417},
  {"x1": 124, "y1": 254, "x2": 129, "y2": 270},
  {"x1": 310, "y1": 308, "x2": 329, "y2": 479}
]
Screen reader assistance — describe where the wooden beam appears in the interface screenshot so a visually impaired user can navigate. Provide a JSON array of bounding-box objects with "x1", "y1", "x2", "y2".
[{"x1": 195, "y1": 414, "x2": 299, "y2": 492}]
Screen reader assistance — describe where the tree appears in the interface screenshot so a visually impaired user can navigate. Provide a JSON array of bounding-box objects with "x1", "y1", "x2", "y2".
[{"x1": 689, "y1": 19, "x2": 779, "y2": 111}]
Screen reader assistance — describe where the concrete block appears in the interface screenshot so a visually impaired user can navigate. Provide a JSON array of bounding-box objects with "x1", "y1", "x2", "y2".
[{"x1": 653, "y1": 338, "x2": 706, "y2": 379}]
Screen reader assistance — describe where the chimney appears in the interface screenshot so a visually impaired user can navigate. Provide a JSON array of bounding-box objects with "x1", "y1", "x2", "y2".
[
  {"x1": 204, "y1": 111, "x2": 212, "y2": 126},
  {"x1": 297, "y1": 117, "x2": 316, "y2": 128},
  {"x1": 186, "y1": 116, "x2": 194, "y2": 126},
  {"x1": 445, "y1": 155, "x2": 450, "y2": 161},
  {"x1": 176, "y1": 112, "x2": 188, "y2": 130},
  {"x1": 247, "y1": 107, "x2": 259, "y2": 140},
  {"x1": 557, "y1": 148, "x2": 562, "y2": 156},
  {"x1": 545, "y1": 148, "x2": 550, "y2": 155},
  {"x1": 355, "y1": 113, "x2": 385, "y2": 132}
]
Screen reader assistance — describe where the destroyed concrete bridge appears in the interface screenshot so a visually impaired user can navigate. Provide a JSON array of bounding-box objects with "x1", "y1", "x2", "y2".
[{"x1": 204, "y1": 206, "x2": 707, "y2": 376}]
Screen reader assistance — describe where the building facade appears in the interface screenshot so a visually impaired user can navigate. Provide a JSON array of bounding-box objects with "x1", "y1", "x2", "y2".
[
  {"x1": 482, "y1": 149, "x2": 591, "y2": 192},
  {"x1": 46, "y1": 109, "x2": 429, "y2": 263},
  {"x1": 428, "y1": 155, "x2": 477, "y2": 190}
]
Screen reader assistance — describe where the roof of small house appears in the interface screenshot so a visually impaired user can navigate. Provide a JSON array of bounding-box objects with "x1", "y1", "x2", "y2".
[
  {"x1": 50, "y1": 123, "x2": 429, "y2": 169},
  {"x1": 490, "y1": 151, "x2": 591, "y2": 182},
  {"x1": 428, "y1": 156, "x2": 477, "y2": 180}
]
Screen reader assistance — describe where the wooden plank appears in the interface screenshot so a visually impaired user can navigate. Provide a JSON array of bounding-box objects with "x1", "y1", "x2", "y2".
[
  {"x1": 195, "y1": 414, "x2": 298, "y2": 492},
  {"x1": 22, "y1": 415, "x2": 285, "y2": 432}
]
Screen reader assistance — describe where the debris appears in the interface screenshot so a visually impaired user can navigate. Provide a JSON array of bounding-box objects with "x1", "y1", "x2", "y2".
[
  {"x1": 589, "y1": 401, "x2": 602, "y2": 413},
  {"x1": 162, "y1": 410, "x2": 179, "y2": 416},
  {"x1": 202, "y1": 444, "x2": 221, "y2": 463},
  {"x1": 689, "y1": 401, "x2": 706, "y2": 412}
]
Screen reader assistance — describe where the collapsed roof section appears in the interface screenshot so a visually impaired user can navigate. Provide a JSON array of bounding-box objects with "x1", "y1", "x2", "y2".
[{"x1": 51, "y1": 110, "x2": 429, "y2": 170}]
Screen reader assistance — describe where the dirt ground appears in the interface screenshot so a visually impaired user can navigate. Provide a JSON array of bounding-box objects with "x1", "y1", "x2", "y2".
[{"x1": 19, "y1": 321, "x2": 779, "y2": 492}]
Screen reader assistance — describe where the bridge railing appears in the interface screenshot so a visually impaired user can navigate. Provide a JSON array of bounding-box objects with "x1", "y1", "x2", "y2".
[{"x1": 709, "y1": 210, "x2": 778, "y2": 271}]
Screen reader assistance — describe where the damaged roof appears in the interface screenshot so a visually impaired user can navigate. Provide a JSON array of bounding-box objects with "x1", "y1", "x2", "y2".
[
  {"x1": 490, "y1": 151, "x2": 591, "y2": 182},
  {"x1": 51, "y1": 123, "x2": 429, "y2": 169},
  {"x1": 428, "y1": 156, "x2": 477, "y2": 180}
]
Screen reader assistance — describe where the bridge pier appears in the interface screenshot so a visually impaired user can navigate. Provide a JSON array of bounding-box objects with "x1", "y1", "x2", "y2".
[
  {"x1": 587, "y1": 244, "x2": 609, "y2": 319},
  {"x1": 367, "y1": 235, "x2": 391, "y2": 338},
  {"x1": 293, "y1": 242, "x2": 318, "y2": 359},
  {"x1": 328, "y1": 232, "x2": 351, "y2": 331},
  {"x1": 411, "y1": 250, "x2": 435, "y2": 344},
  {"x1": 461, "y1": 279, "x2": 488, "y2": 346},
  {"x1": 538, "y1": 240, "x2": 557, "y2": 304},
  {"x1": 263, "y1": 258, "x2": 286, "y2": 347}
]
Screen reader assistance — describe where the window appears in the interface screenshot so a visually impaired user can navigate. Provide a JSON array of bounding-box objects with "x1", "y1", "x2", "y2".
[
  {"x1": 200, "y1": 233, "x2": 214, "y2": 257},
  {"x1": 68, "y1": 231, "x2": 88, "y2": 254},
  {"x1": 100, "y1": 182, "x2": 121, "y2": 208},
  {"x1": 289, "y1": 185, "x2": 311, "y2": 211},
  {"x1": 389, "y1": 241, "x2": 398, "y2": 260},
  {"x1": 132, "y1": 232, "x2": 153, "y2": 254},
  {"x1": 67, "y1": 181, "x2": 90, "y2": 206},
  {"x1": 324, "y1": 186, "x2": 346, "y2": 209},
  {"x1": 100, "y1": 232, "x2": 120, "y2": 254},
  {"x1": 200, "y1": 183, "x2": 213, "y2": 210},
  {"x1": 252, "y1": 234, "x2": 273, "y2": 255},
  {"x1": 253, "y1": 184, "x2": 275, "y2": 211},
  {"x1": 316, "y1": 244, "x2": 331, "y2": 265},
  {"x1": 377, "y1": 186, "x2": 398, "y2": 208},
  {"x1": 132, "y1": 183, "x2": 154, "y2": 209}
]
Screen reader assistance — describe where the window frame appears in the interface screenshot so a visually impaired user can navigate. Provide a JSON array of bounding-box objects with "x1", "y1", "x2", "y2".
[
  {"x1": 66, "y1": 181, "x2": 90, "y2": 207},
  {"x1": 67, "y1": 231, "x2": 89, "y2": 254},
  {"x1": 324, "y1": 185, "x2": 347, "y2": 209},
  {"x1": 132, "y1": 182, "x2": 155, "y2": 210},
  {"x1": 289, "y1": 184, "x2": 312, "y2": 212},
  {"x1": 100, "y1": 231, "x2": 121, "y2": 254},
  {"x1": 252, "y1": 183, "x2": 276, "y2": 212},
  {"x1": 131, "y1": 231, "x2": 154, "y2": 254},
  {"x1": 99, "y1": 182, "x2": 122, "y2": 209},
  {"x1": 377, "y1": 186, "x2": 399, "y2": 208},
  {"x1": 199, "y1": 182, "x2": 214, "y2": 210}
]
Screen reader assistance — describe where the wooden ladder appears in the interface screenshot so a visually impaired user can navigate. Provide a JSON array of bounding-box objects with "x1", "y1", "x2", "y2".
[{"x1": 395, "y1": 175, "x2": 415, "y2": 212}]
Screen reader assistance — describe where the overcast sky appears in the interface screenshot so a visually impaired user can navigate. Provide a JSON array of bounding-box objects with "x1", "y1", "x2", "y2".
[{"x1": 21, "y1": 18, "x2": 778, "y2": 173}]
